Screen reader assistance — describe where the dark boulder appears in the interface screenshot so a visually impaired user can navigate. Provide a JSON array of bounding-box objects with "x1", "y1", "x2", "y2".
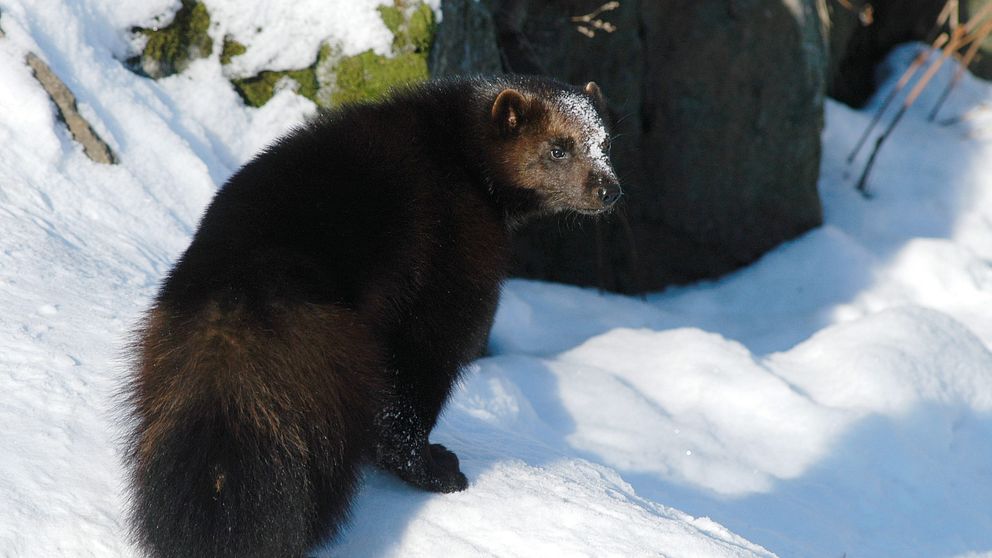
[
  {"x1": 429, "y1": 0, "x2": 503, "y2": 76},
  {"x1": 635, "y1": 0, "x2": 826, "y2": 288},
  {"x1": 430, "y1": 0, "x2": 828, "y2": 292}
]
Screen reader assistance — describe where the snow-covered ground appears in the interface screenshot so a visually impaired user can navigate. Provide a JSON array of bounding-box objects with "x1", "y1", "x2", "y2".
[{"x1": 2, "y1": 1, "x2": 992, "y2": 556}]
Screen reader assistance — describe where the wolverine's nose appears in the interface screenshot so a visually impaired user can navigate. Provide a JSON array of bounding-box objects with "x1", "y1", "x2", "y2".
[{"x1": 598, "y1": 183, "x2": 623, "y2": 207}]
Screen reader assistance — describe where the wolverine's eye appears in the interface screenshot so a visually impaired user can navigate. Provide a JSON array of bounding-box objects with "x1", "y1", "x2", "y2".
[{"x1": 550, "y1": 147, "x2": 567, "y2": 159}]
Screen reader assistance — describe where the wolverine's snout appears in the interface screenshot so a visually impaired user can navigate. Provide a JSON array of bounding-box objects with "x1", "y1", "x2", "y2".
[
  {"x1": 590, "y1": 172, "x2": 622, "y2": 210},
  {"x1": 599, "y1": 183, "x2": 623, "y2": 207}
]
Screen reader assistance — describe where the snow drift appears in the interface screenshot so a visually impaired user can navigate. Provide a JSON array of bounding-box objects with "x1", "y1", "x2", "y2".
[{"x1": 1, "y1": 2, "x2": 992, "y2": 557}]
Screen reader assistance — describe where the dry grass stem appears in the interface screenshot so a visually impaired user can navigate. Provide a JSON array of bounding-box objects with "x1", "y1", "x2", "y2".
[
  {"x1": 848, "y1": 33, "x2": 949, "y2": 163},
  {"x1": 851, "y1": 0, "x2": 992, "y2": 195},
  {"x1": 963, "y1": 1, "x2": 992, "y2": 32},
  {"x1": 855, "y1": 25, "x2": 965, "y2": 195},
  {"x1": 848, "y1": 0, "x2": 958, "y2": 163},
  {"x1": 929, "y1": 17, "x2": 992, "y2": 121}
]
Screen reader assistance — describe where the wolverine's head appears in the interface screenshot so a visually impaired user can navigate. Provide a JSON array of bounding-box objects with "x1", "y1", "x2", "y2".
[{"x1": 485, "y1": 79, "x2": 623, "y2": 218}]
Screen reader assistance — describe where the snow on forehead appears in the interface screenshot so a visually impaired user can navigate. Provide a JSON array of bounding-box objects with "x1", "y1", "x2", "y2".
[
  {"x1": 554, "y1": 92, "x2": 606, "y2": 145},
  {"x1": 554, "y1": 92, "x2": 614, "y2": 175}
]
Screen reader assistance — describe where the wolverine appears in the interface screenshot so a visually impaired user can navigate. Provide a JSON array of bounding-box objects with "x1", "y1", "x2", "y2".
[{"x1": 123, "y1": 75, "x2": 622, "y2": 558}]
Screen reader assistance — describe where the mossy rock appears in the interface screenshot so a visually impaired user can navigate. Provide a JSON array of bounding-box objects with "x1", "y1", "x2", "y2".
[
  {"x1": 378, "y1": 2, "x2": 436, "y2": 54},
  {"x1": 231, "y1": 44, "x2": 335, "y2": 108},
  {"x1": 231, "y1": 68, "x2": 319, "y2": 108},
  {"x1": 328, "y1": 2, "x2": 435, "y2": 106},
  {"x1": 129, "y1": 0, "x2": 213, "y2": 79},
  {"x1": 329, "y1": 50, "x2": 428, "y2": 106},
  {"x1": 231, "y1": 1, "x2": 436, "y2": 109},
  {"x1": 220, "y1": 36, "x2": 247, "y2": 66}
]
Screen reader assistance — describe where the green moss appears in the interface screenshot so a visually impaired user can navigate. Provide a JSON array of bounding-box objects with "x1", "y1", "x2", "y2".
[
  {"x1": 134, "y1": 0, "x2": 213, "y2": 78},
  {"x1": 329, "y1": 50, "x2": 428, "y2": 106},
  {"x1": 405, "y1": 2, "x2": 436, "y2": 53},
  {"x1": 377, "y1": 2, "x2": 436, "y2": 54},
  {"x1": 378, "y1": 5, "x2": 406, "y2": 38},
  {"x1": 232, "y1": 68, "x2": 319, "y2": 108},
  {"x1": 220, "y1": 36, "x2": 247, "y2": 66}
]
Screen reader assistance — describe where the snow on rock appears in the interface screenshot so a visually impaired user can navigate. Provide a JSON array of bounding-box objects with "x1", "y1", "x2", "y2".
[
  {"x1": 3, "y1": 2, "x2": 992, "y2": 557},
  {"x1": 204, "y1": 0, "x2": 392, "y2": 75},
  {"x1": 204, "y1": 0, "x2": 441, "y2": 77}
]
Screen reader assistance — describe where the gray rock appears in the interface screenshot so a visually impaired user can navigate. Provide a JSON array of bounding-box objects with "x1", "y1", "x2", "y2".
[
  {"x1": 26, "y1": 53, "x2": 117, "y2": 165},
  {"x1": 429, "y1": 0, "x2": 502, "y2": 76},
  {"x1": 634, "y1": 0, "x2": 825, "y2": 289},
  {"x1": 4, "y1": 9, "x2": 115, "y2": 164}
]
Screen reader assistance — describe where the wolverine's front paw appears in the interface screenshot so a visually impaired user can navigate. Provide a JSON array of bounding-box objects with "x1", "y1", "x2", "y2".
[
  {"x1": 427, "y1": 443, "x2": 468, "y2": 493},
  {"x1": 389, "y1": 443, "x2": 468, "y2": 493}
]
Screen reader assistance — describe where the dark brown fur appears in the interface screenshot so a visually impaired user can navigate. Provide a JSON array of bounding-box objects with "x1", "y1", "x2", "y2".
[{"x1": 122, "y1": 75, "x2": 620, "y2": 558}]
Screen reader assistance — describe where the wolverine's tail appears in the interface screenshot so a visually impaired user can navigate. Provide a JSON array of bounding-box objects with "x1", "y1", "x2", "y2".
[
  {"x1": 122, "y1": 302, "x2": 382, "y2": 558},
  {"x1": 129, "y1": 403, "x2": 318, "y2": 558}
]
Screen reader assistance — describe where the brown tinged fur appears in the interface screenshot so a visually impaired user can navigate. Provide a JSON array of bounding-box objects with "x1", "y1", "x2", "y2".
[
  {"x1": 124, "y1": 301, "x2": 383, "y2": 557},
  {"x1": 121, "y1": 75, "x2": 621, "y2": 558}
]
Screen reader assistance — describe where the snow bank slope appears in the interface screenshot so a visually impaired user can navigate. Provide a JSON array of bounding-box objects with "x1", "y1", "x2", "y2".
[
  {"x1": 473, "y1": 45, "x2": 992, "y2": 557},
  {"x1": 2, "y1": 0, "x2": 992, "y2": 555},
  {"x1": 0, "y1": 2, "x2": 767, "y2": 557}
]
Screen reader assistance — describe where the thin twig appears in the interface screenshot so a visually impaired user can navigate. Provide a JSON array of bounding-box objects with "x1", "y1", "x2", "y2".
[
  {"x1": 570, "y1": 1, "x2": 620, "y2": 24},
  {"x1": 856, "y1": 26, "x2": 966, "y2": 195},
  {"x1": 571, "y1": 1, "x2": 619, "y2": 38},
  {"x1": 847, "y1": 0, "x2": 957, "y2": 163},
  {"x1": 847, "y1": 35, "x2": 947, "y2": 163}
]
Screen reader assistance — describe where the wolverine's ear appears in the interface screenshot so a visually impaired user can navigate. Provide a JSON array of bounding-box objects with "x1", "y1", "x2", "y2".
[
  {"x1": 583, "y1": 81, "x2": 607, "y2": 112},
  {"x1": 492, "y1": 88, "x2": 529, "y2": 135}
]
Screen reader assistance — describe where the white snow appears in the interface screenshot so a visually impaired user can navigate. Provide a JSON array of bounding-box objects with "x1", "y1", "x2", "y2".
[
  {"x1": 1, "y1": 1, "x2": 992, "y2": 556},
  {"x1": 202, "y1": 0, "x2": 393, "y2": 77},
  {"x1": 555, "y1": 91, "x2": 615, "y2": 177}
]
